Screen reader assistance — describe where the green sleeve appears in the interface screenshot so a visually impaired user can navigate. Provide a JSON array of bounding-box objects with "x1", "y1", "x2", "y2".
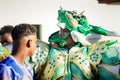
[{"x1": 90, "y1": 25, "x2": 108, "y2": 35}]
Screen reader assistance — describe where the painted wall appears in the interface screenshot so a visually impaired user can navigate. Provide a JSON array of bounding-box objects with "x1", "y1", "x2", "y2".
[{"x1": 0, "y1": 0, "x2": 120, "y2": 42}]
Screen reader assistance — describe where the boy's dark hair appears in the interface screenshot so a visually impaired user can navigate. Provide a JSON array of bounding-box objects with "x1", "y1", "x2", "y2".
[
  {"x1": 0, "y1": 25, "x2": 13, "y2": 35},
  {"x1": 12, "y1": 23, "x2": 37, "y2": 40}
]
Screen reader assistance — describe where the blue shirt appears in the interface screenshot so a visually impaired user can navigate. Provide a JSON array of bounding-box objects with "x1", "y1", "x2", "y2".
[{"x1": 0, "y1": 56, "x2": 33, "y2": 80}]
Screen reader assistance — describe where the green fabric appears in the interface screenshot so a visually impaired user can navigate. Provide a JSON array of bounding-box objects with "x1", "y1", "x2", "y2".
[
  {"x1": 97, "y1": 65, "x2": 120, "y2": 80},
  {"x1": 101, "y1": 47, "x2": 120, "y2": 64},
  {"x1": 71, "y1": 63, "x2": 89, "y2": 80},
  {"x1": 58, "y1": 9, "x2": 74, "y2": 31},
  {"x1": 48, "y1": 31, "x2": 61, "y2": 43},
  {"x1": 49, "y1": 31, "x2": 71, "y2": 48},
  {"x1": 48, "y1": 9, "x2": 118, "y2": 50},
  {"x1": 32, "y1": 9, "x2": 120, "y2": 80},
  {"x1": 0, "y1": 43, "x2": 6, "y2": 62},
  {"x1": 48, "y1": 9, "x2": 112, "y2": 48},
  {"x1": 90, "y1": 25, "x2": 108, "y2": 36},
  {"x1": 46, "y1": 47, "x2": 66, "y2": 79},
  {"x1": 77, "y1": 16, "x2": 108, "y2": 36},
  {"x1": 78, "y1": 16, "x2": 88, "y2": 26},
  {"x1": 52, "y1": 65, "x2": 64, "y2": 80},
  {"x1": 47, "y1": 46, "x2": 93, "y2": 80},
  {"x1": 105, "y1": 40, "x2": 117, "y2": 46},
  {"x1": 27, "y1": 40, "x2": 49, "y2": 80},
  {"x1": 57, "y1": 9, "x2": 109, "y2": 36},
  {"x1": 33, "y1": 40, "x2": 120, "y2": 80}
]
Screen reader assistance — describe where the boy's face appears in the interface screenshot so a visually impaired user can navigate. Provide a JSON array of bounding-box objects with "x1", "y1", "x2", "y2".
[{"x1": 1, "y1": 33, "x2": 13, "y2": 46}]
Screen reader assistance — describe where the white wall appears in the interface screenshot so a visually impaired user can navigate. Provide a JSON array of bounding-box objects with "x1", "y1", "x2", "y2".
[{"x1": 0, "y1": 0, "x2": 120, "y2": 42}]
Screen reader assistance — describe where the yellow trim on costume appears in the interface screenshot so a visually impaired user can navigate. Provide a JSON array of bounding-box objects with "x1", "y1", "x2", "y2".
[
  {"x1": 100, "y1": 63, "x2": 120, "y2": 66},
  {"x1": 100, "y1": 65, "x2": 120, "y2": 79},
  {"x1": 87, "y1": 41, "x2": 106, "y2": 74},
  {"x1": 43, "y1": 52, "x2": 66, "y2": 80},
  {"x1": 54, "y1": 74, "x2": 65, "y2": 80},
  {"x1": 3, "y1": 47, "x2": 9, "y2": 57},
  {"x1": 47, "y1": 51, "x2": 67, "y2": 63},
  {"x1": 37, "y1": 40, "x2": 49, "y2": 52},
  {"x1": 88, "y1": 41, "x2": 106, "y2": 56},
  {"x1": 33, "y1": 40, "x2": 49, "y2": 80},
  {"x1": 88, "y1": 42, "x2": 97, "y2": 56},
  {"x1": 44, "y1": 63, "x2": 65, "y2": 80},
  {"x1": 0, "y1": 53, "x2": 5, "y2": 62},
  {"x1": 70, "y1": 51, "x2": 93, "y2": 79},
  {"x1": 72, "y1": 73, "x2": 81, "y2": 80}
]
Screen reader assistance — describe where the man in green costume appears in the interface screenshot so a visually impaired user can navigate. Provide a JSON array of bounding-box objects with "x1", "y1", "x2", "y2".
[
  {"x1": 32, "y1": 9, "x2": 120, "y2": 80},
  {"x1": 53, "y1": 8, "x2": 120, "y2": 45}
]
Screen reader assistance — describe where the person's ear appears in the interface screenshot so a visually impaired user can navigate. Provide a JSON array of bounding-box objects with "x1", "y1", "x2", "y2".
[{"x1": 26, "y1": 40, "x2": 31, "y2": 48}]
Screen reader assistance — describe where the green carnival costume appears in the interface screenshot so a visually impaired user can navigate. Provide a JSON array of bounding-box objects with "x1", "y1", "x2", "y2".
[
  {"x1": 31, "y1": 9, "x2": 120, "y2": 80},
  {"x1": 31, "y1": 40, "x2": 119, "y2": 80},
  {"x1": 49, "y1": 8, "x2": 120, "y2": 46},
  {"x1": 57, "y1": 8, "x2": 120, "y2": 37}
]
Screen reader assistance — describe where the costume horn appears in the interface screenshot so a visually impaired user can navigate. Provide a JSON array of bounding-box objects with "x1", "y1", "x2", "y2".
[
  {"x1": 60, "y1": 6, "x2": 64, "y2": 10},
  {"x1": 65, "y1": 12, "x2": 78, "y2": 28},
  {"x1": 78, "y1": 10, "x2": 85, "y2": 18}
]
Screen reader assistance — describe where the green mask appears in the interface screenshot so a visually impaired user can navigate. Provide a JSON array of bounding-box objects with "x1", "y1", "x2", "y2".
[{"x1": 49, "y1": 31, "x2": 70, "y2": 48}]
